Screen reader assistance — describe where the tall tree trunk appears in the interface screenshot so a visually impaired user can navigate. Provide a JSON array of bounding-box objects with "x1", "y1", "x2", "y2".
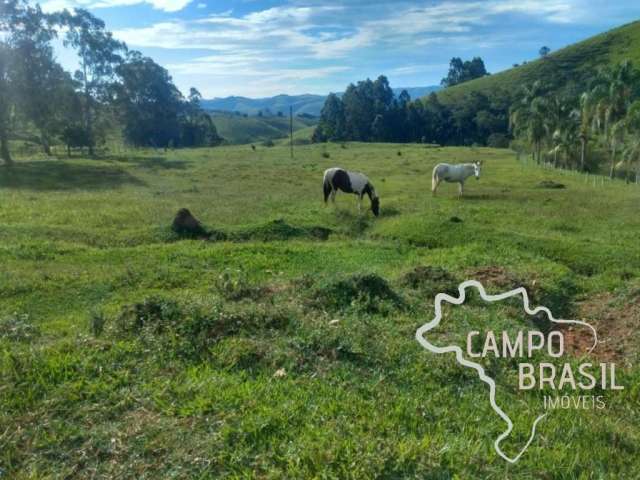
[
  {"x1": 609, "y1": 144, "x2": 616, "y2": 179},
  {"x1": 83, "y1": 61, "x2": 94, "y2": 157},
  {"x1": 0, "y1": 128, "x2": 12, "y2": 166},
  {"x1": 41, "y1": 134, "x2": 51, "y2": 156},
  {"x1": 580, "y1": 138, "x2": 586, "y2": 171}
]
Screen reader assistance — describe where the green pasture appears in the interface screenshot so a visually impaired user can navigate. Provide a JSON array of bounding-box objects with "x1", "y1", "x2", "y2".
[{"x1": 1, "y1": 143, "x2": 639, "y2": 478}]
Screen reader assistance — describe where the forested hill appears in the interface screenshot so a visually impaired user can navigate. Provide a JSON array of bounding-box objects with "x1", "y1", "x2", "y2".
[{"x1": 436, "y1": 20, "x2": 640, "y2": 105}]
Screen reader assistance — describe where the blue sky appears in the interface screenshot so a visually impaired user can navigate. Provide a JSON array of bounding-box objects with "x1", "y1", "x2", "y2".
[{"x1": 43, "y1": 0, "x2": 640, "y2": 98}]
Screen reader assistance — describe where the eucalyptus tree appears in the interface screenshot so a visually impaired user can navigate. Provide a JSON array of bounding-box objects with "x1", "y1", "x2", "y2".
[
  {"x1": 8, "y1": 1, "x2": 76, "y2": 155},
  {"x1": 114, "y1": 52, "x2": 183, "y2": 148},
  {"x1": 0, "y1": 42, "x2": 13, "y2": 166},
  {"x1": 0, "y1": 2, "x2": 17, "y2": 165},
  {"x1": 61, "y1": 9, "x2": 126, "y2": 155}
]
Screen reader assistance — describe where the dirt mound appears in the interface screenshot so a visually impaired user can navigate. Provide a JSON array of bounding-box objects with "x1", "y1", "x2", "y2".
[
  {"x1": 171, "y1": 208, "x2": 209, "y2": 238},
  {"x1": 400, "y1": 266, "x2": 460, "y2": 297},
  {"x1": 537, "y1": 180, "x2": 566, "y2": 189},
  {"x1": 562, "y1": 291, "x2": 640, "y2": 364},
  {"x1": 467, "y1": 266, "x2": 526, "y2": 291}
]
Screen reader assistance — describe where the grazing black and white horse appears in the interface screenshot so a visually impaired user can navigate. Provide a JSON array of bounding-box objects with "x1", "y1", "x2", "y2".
[
  {"x1": 432, "y1": 161, "x2": 482, "y2": 197},
  {"x1": 323, "y1": 167, "x2": 380, "y2": 216}
]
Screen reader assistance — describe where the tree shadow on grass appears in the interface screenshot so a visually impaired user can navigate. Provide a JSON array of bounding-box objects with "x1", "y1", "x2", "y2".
[
  {"x1": 106, "y1": 155, "x2": 190, "y2": 170},
  {"x1": 0, "y1": 161, "x2": 145, "y2": 191}
]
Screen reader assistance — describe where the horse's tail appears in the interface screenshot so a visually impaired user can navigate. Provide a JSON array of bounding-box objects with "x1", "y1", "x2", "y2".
[
  {"x1": 431, "y1": 165, "x2": 438, "y2": 192},
  {"x1": 323, "y1": 170, "x2": 332, "y2": 203}
]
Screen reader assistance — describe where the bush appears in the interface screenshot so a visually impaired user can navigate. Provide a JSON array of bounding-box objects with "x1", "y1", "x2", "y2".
[
  {"x1": 262, "y1": 139, "x2": 275, "y2": 147},
  {"x1": 486, "y1": 133, "x2": 510, "y2": 148}
]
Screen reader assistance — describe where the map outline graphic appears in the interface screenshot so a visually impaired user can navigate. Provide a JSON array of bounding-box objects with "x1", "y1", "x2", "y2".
[{"x1": 415, "y1": 279, "x2": 598, "y2": 463}]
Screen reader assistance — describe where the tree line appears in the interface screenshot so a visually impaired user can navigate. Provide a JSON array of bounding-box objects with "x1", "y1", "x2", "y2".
[
  {"x1": 313, "y1": 57, "x2": 640, "y2": 179},
  {"x1": 510, "y1": 61, "x2": 640, "y2": 178},
  {"x1": 312, "y1": 74, "x2": 510, "y2": 147},
  {"x1": 0, "y1": 0, "x2": 221, "y2": 166}
]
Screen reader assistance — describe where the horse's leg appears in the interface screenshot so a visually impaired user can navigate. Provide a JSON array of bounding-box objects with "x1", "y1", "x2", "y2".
[
  {"x1": 330, "y1": 190, "x2": 337, "y2": 204},
  {"x1": 458, "y1": 181, "x2": 464, "y2": 197},
  {"x1": 357, "y1": 194, "x2": 362, "y2": 214},
  {"x1": 432, "y1": 178, "x2": 440, "y2": 196}
]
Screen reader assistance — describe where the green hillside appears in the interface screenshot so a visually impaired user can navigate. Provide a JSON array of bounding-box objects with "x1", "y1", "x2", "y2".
[
  {"x1": 211, "y1": 113, "x2": 317, "y2": 145},
  {"x1": 437, "y1": 20, "x2": 640, "y2": 104}
]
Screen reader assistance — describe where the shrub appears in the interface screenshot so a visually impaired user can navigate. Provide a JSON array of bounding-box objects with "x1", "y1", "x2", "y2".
[
  {"x1": 486, "y1": 133, "x2": 510, "y2": 148},
  {"x1": 262, "y1": 139, "x2": 275, "y2": 147}
]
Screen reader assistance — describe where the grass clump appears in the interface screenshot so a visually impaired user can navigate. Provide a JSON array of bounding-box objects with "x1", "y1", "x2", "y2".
[
  {"x1": 0, "y1": 313, "x2": 40, "y2": 342},
  {"x1": 399, "y1": 265, "x2": 460, "y2": 298},
  {"x1": 88, "y1": 310, "x2": 107, "y2": 338},
  {"x1": 234, "y1": 218, "x2": 332, "y2": 241},
  {"x1": 116, "y1": 296, "x2": 182, "y2": 334},
  {"x1": 309, "y1": 273, "x2": 404, "y2": 314},
  {"x1": 215, "y1": 269, "x2": 261, "y2": 301},
  {"x1": 114, "y1": 295, "x2": 293, "y2": 360}
]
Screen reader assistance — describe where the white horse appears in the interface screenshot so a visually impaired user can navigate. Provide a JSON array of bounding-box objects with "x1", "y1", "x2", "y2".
[
  {"x1": 432, "y1": 161, "x2": 482, "y2": 197},
  {"x1": 323, "y1": 167, "x2": 380, "y2": 216}
]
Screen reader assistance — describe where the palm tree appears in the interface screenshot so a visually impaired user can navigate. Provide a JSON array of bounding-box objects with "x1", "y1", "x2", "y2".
[
  {"x1": 542, "y1": 95, "x2": 576, "y2": 168},
  {"x1": 591, "y1": 62, "x2": 636, "y2": 177},
  {"x1": 618, "y1": 100, "x2": 640, "y2": 182},
  {"x1": 577, "y1": 91, "x2": 596, "y2": 171},
  {"x1": 609, "y1": 120, "x2": 626, "y2": 178},
  {"x1": 509, "y1": 82, "x2": 547, "y2": 163}
]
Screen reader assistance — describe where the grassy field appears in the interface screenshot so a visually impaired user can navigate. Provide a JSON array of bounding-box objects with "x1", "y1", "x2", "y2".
[{"x1": 1, "y1": 143, "x2": 639, "y2": 478}]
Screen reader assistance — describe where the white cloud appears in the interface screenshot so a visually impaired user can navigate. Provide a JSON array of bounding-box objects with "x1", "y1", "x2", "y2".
[
  {"x1": 40, "y1": 0, "x2": 192, "y2": 13},
  {"x1": 47, "y1": 0, "x2": 621, "y2": 97},
  {"x1": 108, "y1": 0, "x2": 590, "y2": 96}
]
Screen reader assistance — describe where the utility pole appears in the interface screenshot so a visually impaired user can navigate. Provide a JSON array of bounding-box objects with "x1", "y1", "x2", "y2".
[{"x1": 290, "y1": 106, "x2": 293, "y2": 159}]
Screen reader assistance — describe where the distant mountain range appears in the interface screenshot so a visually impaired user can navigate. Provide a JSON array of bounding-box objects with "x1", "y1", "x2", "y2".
[{"x1": 201, "y1": 86, "x2": 440, "y2": 117}]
